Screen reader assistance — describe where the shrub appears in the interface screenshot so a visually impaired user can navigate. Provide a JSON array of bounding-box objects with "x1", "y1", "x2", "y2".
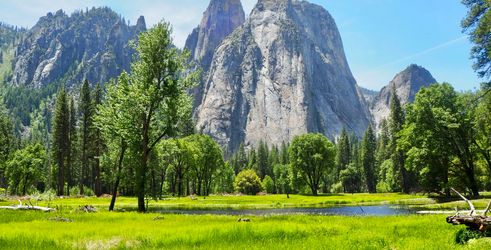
[
  {"x1": 330, "y1": 182, "x2": 343, "y2": 193},
  {"x1": 234, "y1": 169, "x2": 263, "y2": 195},
  {"x1": 262, "y1": 175, "x2": 274, "y2": 194},
  {"x1": 69, "y1": 186, "x2": 81, "y2": 196},
  {"x1": 455, "y1": 228, "x2": 484, "y2": 244}
]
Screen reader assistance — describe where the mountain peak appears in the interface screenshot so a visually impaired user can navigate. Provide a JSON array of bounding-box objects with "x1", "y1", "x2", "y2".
[
  {"x1": 185, "y1": 0, "x2": 245, "y2": 70},
  {"x1": 371, "y1": 64, "x2": 437, "y2": 130},
  {"x1": 389, "y1": 64, "x2": 436, "y2": 102},
  {"x1": 196, "y1": 0, "x2": 370, "y2": 151}
]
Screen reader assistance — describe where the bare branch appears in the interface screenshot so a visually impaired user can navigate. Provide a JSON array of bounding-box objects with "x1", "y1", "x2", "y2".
[
  {"x1": 484, "y1": 200, "x2": 491, "y2": 216},
  {"x1": 451, "y1": 188, "x2": 475, "y2": 215}
]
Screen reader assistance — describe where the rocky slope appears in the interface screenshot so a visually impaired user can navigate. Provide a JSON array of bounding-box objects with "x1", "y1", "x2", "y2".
[
  {"x1": 11, "y1": 7, "x2": 146, "y2": 88},
  {"x1": 185, "y1": 0, "x2": 245, "y2": 108},
  {"x1": 196, "y1": 0, "x2": 370, "y2": 151},
  {"x1": 371, "y1": 64, "x2": 437, "y2": 130}
]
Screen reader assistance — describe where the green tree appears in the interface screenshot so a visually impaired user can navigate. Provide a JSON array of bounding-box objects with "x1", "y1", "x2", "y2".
[
  {"x1": 185, "y1": 134, "x2": 224, "y2": 195},
  {"x1": 6, "y1": 143, "x2": 46, "y2": 195},
  {"x1": 289, "y1": 133, "x2": 335, "y2": 195},
  {"x1": 273, "y1": 164, "x2": 291, "y2": 197},
  {"x1": 361, "y1": 125, "x2": 377, "y2": 193},
  {"x1": 400, "y1": 83, "x2": 480, "y2": 196},
  {"x1": 51, "y1": 87, "x2": 70, "y2": 196},
  {"x1": 96, "y1": 22, "x2": 197, "y2": 211},
  {"x1": 336, "y1": 128, "x2": 351, "y2": 174},
  {"x1": 79, "y1": 79, "x2": 92, "y2": 195},
  {"x1": 0, "y1": 98, "x2": 14, "y2": 189},
  {"x1": 92, "y1": 83, "x2": 104, "y2": 196},
  {"x1": 339, "y1": 163, "x2": 362, "y2": 193},
  {"x1": 213, "y1": 162, "x2": 234, "y2": 194},
  {"x1": 473, "y1": 84, "x2": 491, "y2": 175},
  {"x1": 462, "y1": 0, "x2": 491, "y2": 79},
  {"x1": 234, "y1": 169, "x2": 263, "y2": 195},
  {"x1": 66, "y1": 97, "x2": 77, "y2": 196},
  {"x1": 389, "y1": 85, "x2": 409, "y2": 193},
  {"x1": 262, "y1": 175, "x2": 274, "y2": 194},
  {"x1": 256, "y1": 140, "x2": 270, "y2": 179}
]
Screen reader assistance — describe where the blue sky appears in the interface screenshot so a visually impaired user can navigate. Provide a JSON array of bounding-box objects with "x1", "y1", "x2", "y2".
[{"x1": 0, "y1": 0, "x2": 482, "y2": 91}]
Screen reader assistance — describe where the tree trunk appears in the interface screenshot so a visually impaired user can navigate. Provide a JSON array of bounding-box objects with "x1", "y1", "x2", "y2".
[
  {"x1": 57, "y1": 159, "x2": 64, "y2": 196},
  {"x1": 109, "y1": 140, "x2": 126, "y2": 211}
]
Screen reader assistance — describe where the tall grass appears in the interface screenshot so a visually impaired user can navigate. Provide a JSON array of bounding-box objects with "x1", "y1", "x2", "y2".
[{"x1": 0, "y1": 210, "x2": 489, "y2": 249}]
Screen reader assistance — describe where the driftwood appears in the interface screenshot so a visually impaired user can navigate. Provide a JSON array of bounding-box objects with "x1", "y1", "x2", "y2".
[
  {"x1": 0, "y1": 199, "x2": 55, "y2": 212},
  {"x1": 446, "y1": 188, "x2": 491, "y2": 232}
]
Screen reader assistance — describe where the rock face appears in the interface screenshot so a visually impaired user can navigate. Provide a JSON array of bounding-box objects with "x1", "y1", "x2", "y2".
[
  {"x1": 371, "y1": 64, "x2": 437, "y2": 130},
  {"x1": 185, "y1": 0, "x2": 245, "y2": 108},
  {"x1": 11, "y1": 7, "x2": 146, "y2": 88},
  {"x1": 359, "y1": 86, "x2": 379, "y2": 106},
  {"x1": 196, "y1": 0, "x2": 370, "y2": 152}
]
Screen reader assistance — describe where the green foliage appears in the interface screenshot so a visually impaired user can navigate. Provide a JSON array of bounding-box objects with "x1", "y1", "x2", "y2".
[
  {"x1": 462, "y1": 0, "x2": 491, "y2": 79},
  {"x1": 0, "y1": 98, "x2": 14, "y2": 189},
  {"x1": 213, "y1": 162, "x2": 234, "y2": 194},
  {"x1": 184, "y1": 134, "x2": 224, "y2": 196},
  {"x1": 51, "y1": 87, "x2": 70, "y2": 196},
  {"x1": 273, "y1": 164, "x2": 292, "y2": 194},
  {"x1": 361, "y1": 125, "x2": 377, "y2": 193},
  {"x1": 234, "y1": 169, "x2": 263, "y2": 195},
  {"x1": 6, "y1": 143, "x2": 46, "y2": 195},
  {"x1": 400, "y1": 83, "x2": 481, "y2": 196},
  {"x1": 289, "y1": 133, "x2": 335, "y2": 195},
  {"x1": 95, "y1": 21, "x2": 197, "y2": 211},
  {"x1": 455, "y1": 228, "x2": 491, "y2": 244},
  {"x1": 339, "y1": 163, "x2": 362, "y2": 193},
  {"x1": 262, "y1": 175, "x2": 274, "y2": 194}
]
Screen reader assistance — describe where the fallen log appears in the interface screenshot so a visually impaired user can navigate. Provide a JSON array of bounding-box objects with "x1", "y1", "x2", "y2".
[
  {"x1": 446, "y1": 188, "x2": 491, "y2": 232},
  {"x1": 0, "y1": 205, "x2": 55, "y2": 212},
  {"x1": 0, "y1": 199, "x2": 55, "y2": 212}
]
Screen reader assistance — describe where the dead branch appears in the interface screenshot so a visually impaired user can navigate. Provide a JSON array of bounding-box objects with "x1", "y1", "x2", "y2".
[
  {"x1": 451, "y1": 188, "x2": 475, "y2": 215},
  {"x1": 446, "y1": 188, "x2": 491, "y2": 232}
]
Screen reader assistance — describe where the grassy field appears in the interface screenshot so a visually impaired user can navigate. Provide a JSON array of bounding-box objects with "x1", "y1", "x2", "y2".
[
  {"x1": 0, "y1": 210, "x2": 490, "y2": 249},
  {"x1": 1, "y1": 193, "x2": 491, "y2": 249}
]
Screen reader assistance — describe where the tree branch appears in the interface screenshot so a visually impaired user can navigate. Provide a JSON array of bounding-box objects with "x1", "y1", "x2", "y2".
[{"x1": 451, "y1": 187, "x2": 475, "y2": 215}]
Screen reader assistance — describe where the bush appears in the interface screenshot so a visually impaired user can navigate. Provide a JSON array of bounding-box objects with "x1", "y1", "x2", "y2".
[
  {"x1": 69, "y1": 186, "x2": 81, "y2": 196},
  {"x1": 455, "y1": 228, "x2": 483, "y2": 244},
  {"x1": 82, "y1": 186, "x2": 95, "y2": 197},
  {"x1": 376, "y1": 181, "x2": 391, "y2": 193},
  {"x1": 330, "y1": 182, "x2": 343, "y2": 193},
  {"x1": 234, "y1": 169, "x2": 263, "y2": 195},
  {"x1": 262, "y1": 175, "x2": 274, "y2": 194}
]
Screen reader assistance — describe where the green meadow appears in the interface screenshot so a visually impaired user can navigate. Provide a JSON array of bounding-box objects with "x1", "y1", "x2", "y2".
[{"x1": 1, "y1": 193, "x2": 491, "y2": 249}]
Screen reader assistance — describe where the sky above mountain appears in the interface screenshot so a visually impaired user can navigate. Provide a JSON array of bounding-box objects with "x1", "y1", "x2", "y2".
[{"x1": 0, "y1": 0, "x2": 482, "y2": 91}]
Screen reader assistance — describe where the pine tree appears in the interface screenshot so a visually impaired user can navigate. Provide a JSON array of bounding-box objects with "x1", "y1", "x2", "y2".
[
  {"x1": 51, "y1": 87, "x2": 70, "y2": 196},
  {"x1": 0, "y1": 99, "x2": 14, "y2": 189},
  {"x1": 361, "y1": 125, "x2": 377, "y2": 193},
  {"x1": 92, "y1": 83, "x2": 103, "y2": 196},
  {"x1": 66, "y1": 97, "x2": 77, "y2": 195},
  {"x1": 235, "y1": 143, "x2": 247, "y2": 174},
  {"x1": 256, "y1": 140, "x2": 269, "y2": 179},
  {"x1": 79, "y1": 80, "x2": 92, "y2": 195},
  {"x1": 335, "y1": 128, "x2": 351, "y2": 179},
  {"x1": 388, "y1": 85, "x2": 408, "y2": 193}
]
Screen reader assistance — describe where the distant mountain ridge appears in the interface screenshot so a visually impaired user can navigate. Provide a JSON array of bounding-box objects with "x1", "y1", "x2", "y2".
[{"x1": 10, "y1": 7, "x2": 146, "y2": 88}]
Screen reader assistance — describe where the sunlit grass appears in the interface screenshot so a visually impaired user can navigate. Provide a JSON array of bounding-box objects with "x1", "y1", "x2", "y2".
[{"x1": 0, "y1": 210, "x2": 489, "y2": 249}]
